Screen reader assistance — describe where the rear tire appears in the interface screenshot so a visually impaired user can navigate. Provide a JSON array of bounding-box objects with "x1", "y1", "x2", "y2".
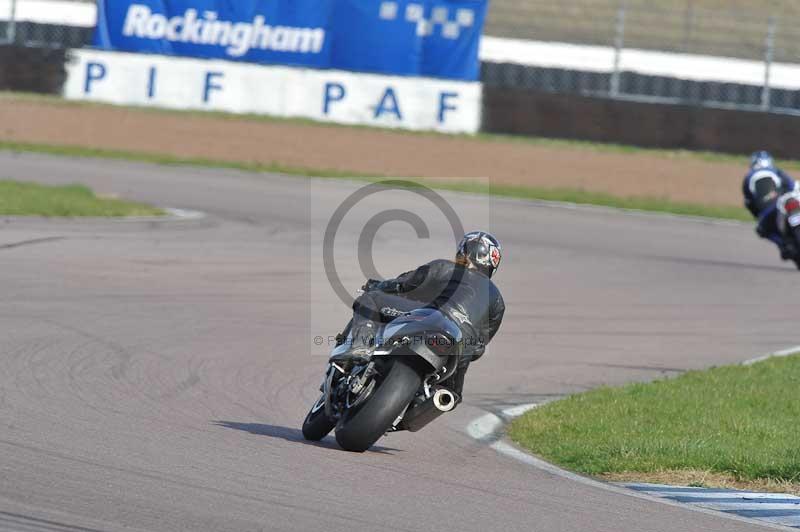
[
  {"x1": 302, "y1": 395, "x2": 336, "y2": 441},
  {"x1": 335, "y1": 358, "x2": 422, "y2": 452}
]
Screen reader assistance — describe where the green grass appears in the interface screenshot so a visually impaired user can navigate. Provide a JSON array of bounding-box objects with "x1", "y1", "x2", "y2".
[
  {"x1": 0, "y1": 140, "x2": 755, "y2": 222},
  {"x1": 0, "y1": 180, "x2": 163, "y2": 217},
  {"x1": 508, "y1": 354, "x2": 800, "y2": 484}
]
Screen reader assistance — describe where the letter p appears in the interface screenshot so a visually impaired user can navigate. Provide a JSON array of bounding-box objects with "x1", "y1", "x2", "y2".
[
  {"x1": 323, "y1": 82, "x2": 346, "y2": 115},
  {"x1": 84, "y1": 62, "x2": 107, "y2": 94}
]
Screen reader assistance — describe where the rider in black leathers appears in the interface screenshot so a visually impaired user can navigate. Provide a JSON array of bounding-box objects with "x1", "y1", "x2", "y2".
[{"x1": 360, "y1": 232, "x2": 505, "y2": 399}]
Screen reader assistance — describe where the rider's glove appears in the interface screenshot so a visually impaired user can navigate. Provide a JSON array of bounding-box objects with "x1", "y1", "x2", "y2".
[{"x1": 362, "y1": 279, "x2": 381, "y2": 292}]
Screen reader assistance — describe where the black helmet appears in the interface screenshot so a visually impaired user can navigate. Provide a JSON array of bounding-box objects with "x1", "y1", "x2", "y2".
[{"x1": 456, "y1": 231, "x2": 502, "y2": 278}]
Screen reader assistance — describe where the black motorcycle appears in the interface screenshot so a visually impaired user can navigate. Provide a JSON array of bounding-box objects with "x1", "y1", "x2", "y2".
[
  {"x1": 302, "y1": 300, "x2": 464, "y2": 452},
  {"x1": 777, "y1": 192, "x2": 800, "y2": 270}
]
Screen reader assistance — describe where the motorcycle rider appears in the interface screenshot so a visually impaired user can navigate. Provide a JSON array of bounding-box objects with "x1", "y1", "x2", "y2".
[
  {"x1": 359, "y1": 231, "x2": 505, "y2": 402},
  {"x1": 742, "y1": 151, "x2": 798, "y2": 259}
]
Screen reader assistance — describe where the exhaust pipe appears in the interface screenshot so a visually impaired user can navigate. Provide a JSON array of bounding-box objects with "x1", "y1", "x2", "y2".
[
  {"x1": 432, "y1": 388, "x2": 458, "y2": 412},
  {"x1": 401, "y1": 387, "x2": 460, "y2": 432}
]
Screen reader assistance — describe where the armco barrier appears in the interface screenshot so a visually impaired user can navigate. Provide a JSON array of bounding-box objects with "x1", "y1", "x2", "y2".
[
  {"x1": 482, "y1": 86, "x2": 800, "y2": 158},
  {"x1": 63, "y1": 49, "x2": 482, "y2": 134},
  {"x1": 481, "y1": 61, "x2": 800, "y2": 116},
  {"x1": 0, "y1": 21, "x2": 93, "y2": 49},
  {"x1": 0, "y1": 45, "x2": 66, "y2": 93}
]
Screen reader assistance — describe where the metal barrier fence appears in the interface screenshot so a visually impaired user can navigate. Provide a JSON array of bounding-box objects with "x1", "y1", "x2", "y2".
[
  {"x1": 481, "y1": 63, "x2": 800, "y2": 114},
  {"x1": 483, "y1": 0, "x2": 800, "y2": 115},
  {"x1": 0, "y1": 20, "x2": 91, "y2": 48},
  {"x1": 486, "y1": 0, "x2": 800, "y2": 63},
  {"x1": 0, "y1": 0, "x2": 93, "y2": 48}
]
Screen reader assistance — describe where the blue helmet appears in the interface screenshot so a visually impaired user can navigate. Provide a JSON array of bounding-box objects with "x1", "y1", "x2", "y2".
[{"x1": 750, "y1": 150, "x2": 775, "y2": 170}]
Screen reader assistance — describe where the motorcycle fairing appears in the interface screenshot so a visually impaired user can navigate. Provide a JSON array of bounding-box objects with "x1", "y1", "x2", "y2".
[{"x1": 376, "y1": 308, "x2": 463, "y2": 372}]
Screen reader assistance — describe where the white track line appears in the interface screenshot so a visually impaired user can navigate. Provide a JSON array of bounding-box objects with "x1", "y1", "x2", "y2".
[
  {"x1": 500, "y1": 404, "x2": 539, "y2": 418},
  {"x1": 639, "y1": 491, "x2": 800, "y2": 501},
  {"x1": 163, "y1": 208, "x2": 206, "y2": 221},
  {"x1": 0, "y1": 208, "x2": 206, "y2": 224},
  {"x1": 743, "y1": 346, "x2": 800, "y2": 366},
  {"x1": 466, "y1": 412, "x2": 503, "y2": 441},
  {"x1": 696, "y1": 503, "x2": 800, "y2": 511}
]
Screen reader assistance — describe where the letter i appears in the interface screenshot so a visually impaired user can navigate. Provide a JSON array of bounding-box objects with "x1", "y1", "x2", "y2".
[
  {"x1": 147, "y1": 67, "x2": 156, "y2": 100},
  {"x1": 147, "y1": 67, "x2": 157, "y2": 99}
]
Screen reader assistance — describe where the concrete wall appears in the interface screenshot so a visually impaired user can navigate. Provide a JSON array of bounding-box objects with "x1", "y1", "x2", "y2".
[
  {"x1": 0, "y1": 45, "x2": 66, "y2": 93},
  {"x1": 483, "y1": 86, "x2": 800, "y2": 158}
]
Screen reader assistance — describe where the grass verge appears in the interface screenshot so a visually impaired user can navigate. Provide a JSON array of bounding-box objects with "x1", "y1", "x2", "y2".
[
  {"x1": 0, "y1": 140, "x2": 753, "y2": 221},
  {"x1": 0, "y1": 180, "x2": 163, "y2": 217},
  {"x1": 508, "y1": 354, "x2": 800, "y2": 493}
]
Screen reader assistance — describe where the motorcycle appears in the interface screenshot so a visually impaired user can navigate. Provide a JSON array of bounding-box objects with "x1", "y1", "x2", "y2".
[
  {"x1": 302, "y1": 295, "x2": 464, "y2": 452},
  {"x1": 777, "y1": 191, "x2": 800, "y2": 270}
]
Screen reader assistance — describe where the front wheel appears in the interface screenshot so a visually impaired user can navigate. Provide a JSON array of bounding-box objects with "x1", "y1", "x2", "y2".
[
  {"x1": 335, "y1": 358, "x2": 422, "y2": 452},
  {"x1": 302, "y1": 394, "x2": 336, "y2": 441}
]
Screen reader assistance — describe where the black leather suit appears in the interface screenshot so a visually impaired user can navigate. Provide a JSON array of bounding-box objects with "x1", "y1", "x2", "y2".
[
  {"x1": 372, "y1": 259, "x2": 505, "y2": 361},
  {"x1": 364, "y1": 259, "x2": 506, "y2": 396}
]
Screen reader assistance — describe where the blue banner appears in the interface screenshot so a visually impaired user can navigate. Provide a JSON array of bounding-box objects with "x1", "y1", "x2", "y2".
[{"x1": 93, "y1": 0, "x2": 487, "y2": 80}]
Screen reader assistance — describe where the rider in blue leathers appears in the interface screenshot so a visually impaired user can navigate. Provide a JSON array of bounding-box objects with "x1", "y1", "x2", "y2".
[{"x1": 742, "y1": 151, "x2": 798, "y2": 259}]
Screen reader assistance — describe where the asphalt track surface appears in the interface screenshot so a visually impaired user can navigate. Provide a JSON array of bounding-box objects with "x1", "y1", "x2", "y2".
[{"x1": 1, "y1": 151, "x2": 797, "y2": 532}]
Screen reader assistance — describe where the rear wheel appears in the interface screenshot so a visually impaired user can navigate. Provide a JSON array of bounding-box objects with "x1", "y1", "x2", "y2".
[
  {"x1": 335, "y1": 358, "x2": 422, "y2": 452},
  {"x1": 302, "y1": 394, "x2": 336, "y2": 441}
]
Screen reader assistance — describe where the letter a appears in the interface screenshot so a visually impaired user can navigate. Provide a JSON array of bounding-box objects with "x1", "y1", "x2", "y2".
[{"x1": 374, "y1": 87, "x2": 402, "y2": 120}]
